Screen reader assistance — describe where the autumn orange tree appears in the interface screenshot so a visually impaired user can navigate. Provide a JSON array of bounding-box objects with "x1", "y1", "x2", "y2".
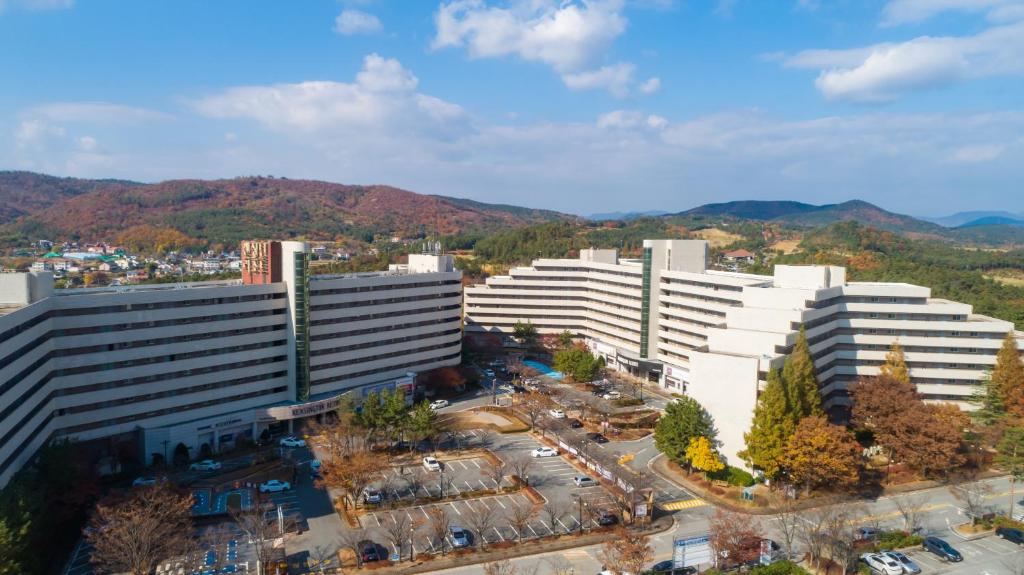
[
  {"x1": 850, "y1": 372, "x2": 919, "y2": 454},
  {"x1": 598, "y1": 528, "x2": 653, "y2": 575},
  {"x1": 897, "y1": 403, "x2": 968, "y2": 478},
  {"x1": 708, "y1": 509, "x2": 762, "y2": 569},
  {"x1": 783, "y1": 416, "x2": 861, "y2": 495}
]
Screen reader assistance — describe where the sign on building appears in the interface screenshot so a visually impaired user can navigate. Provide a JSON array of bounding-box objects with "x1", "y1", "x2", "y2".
[{"x1": 673, "y1": 535, "x2": 712, "y2": 568}]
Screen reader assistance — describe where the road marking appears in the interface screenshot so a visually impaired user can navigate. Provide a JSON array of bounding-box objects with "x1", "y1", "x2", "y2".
[
  {"x1": 478, "y1": 498, "x2": 492, "y2": 510},
  {"x1": 495, "y1": 497, "x2": 507, "y2": 509},
  {"x1": 556, "y1": 518, "x2": 570, "y2": 532},
  {"x1": 478, "y1": 479, "x2": 489, "y2": 490},
  {"x1": 527, "y1": 524, "x2": 539, "y2": 537},
  {"x1": 472, "y1": 459, "x2": 482, "y2": 468},
  {"x1": 492, "y1": 526, "x2": 505, "y2": 542},
  {"x1": 372, "y1": 514, "x2": 381, "y2": 526},
  {"x1": 464, "y1": 481, "x2": 473, "y2": 490},
  {"x1": 449, "y1": 502, "x2": 462, "y2": 515},
  {"x1": 420, "y1": 507, "x2": 430, "y2": 520},
  {"x1": 659, "y1": 498, "x2": 708, "y2": 511}
]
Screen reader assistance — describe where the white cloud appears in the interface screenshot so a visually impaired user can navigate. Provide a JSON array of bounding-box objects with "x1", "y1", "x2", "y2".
[
  {"x1": 562, "y1": 62, "x2": 635, "y2": 97},
  {"x1": 333, "y1": 9, "x2": 383, "y2": 35},
  {"x1": 880, "y1": 0, "x2": 1024, "y2": 26},
  {"x1": 949, "y1": 143, "x2": 1005, "y2": 162},
  {"x1": 781, "y1": 21, "x2": 1024, "y2": 102},
  {"x1": 191, "y1": 53, "x2": 465, "y2": 136},
  {"x1": 76, "y1": 135, "x2": 97, "y2": 151},
  {"x1": 432, "y1": 0, "x2": 653, "y2": 95},
  {"x1": 15, "y1": 119, "x2": 64, "y2": 148},
  {"x1": 26, "y1": 102, "x2": 170, "y2": 123},
  {"x1": 638, "y1": 77, "x2": 661, "y2": 94}
]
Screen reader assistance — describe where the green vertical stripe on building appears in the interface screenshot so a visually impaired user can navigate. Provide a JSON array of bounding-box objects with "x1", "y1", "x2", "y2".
[
  {"x1": 294, "y1": 252, "x2": 311, "y2": 402},
  {"x1": 640, "y1": 246, "x2": 652, "y2": 358}
]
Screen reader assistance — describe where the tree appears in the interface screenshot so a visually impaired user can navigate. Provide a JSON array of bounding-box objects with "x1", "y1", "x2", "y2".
[
  {"x1": 338, "y1": 527, "x2": 368, "y2": 568},
  {"x1": 87, "y1": 485, "x2": 194, "y2": 575},
  {"x1": 781, "y1": 327, "x2": 822, "y2": 419},
  {"x1": 382, "y1": 511, "x2": 411, "y2": 562},
  {"x1": 542, "y1": 500, "x2": 568, "y2": 534},
  {"x1": 483, "y1": 458, "x2": 507, "y2": 488},
  {"x1": 427, "y1": 506, "x2": 451, "y2": 556},
  {"x1": 783, "y1": 416, "x2": 861, "y2": 494},
  {"x1": 318, "y1": 444, "x2": 387, "y2": 508},
  {"x1": 898, "y1": 403, "x2": 967, "y2": 478},
  {"x1": 558, "y1": 330, "x2": 575, "y2": 348},
  {"x1": 997, "y1": 427, "x2": 1024, "y2": 520},
  {"x1": 509, "y1": 454, "x2": 534, "y2": 486},
  {"x1": 949, "y1": 480, "x2": 993, "y2": 524},
  {"x1": 513, "y1": 320, "x2": 538, "y2": 345},
  {"x1": 742, "y1": 369, "x2": 795, "y2": 480},
  {"x1": 520, "y1": 395, "x2": 546, "y2": 431},
  {"x1": 768, "y1": 493, "x2": 801, "y2": 561},
  {"x1": 850, "y1": 373, "x2": 921, "y2": 454},
  {"x1": 993, "y1": 332, "x2": 1024, "y2": 417},
  {"x1": 408, "y1": 400, "x2": 440, "y2": 447},
  {"x1": 654, "y1": 396, "x2": 717, "y2": 468},
  {"x1": 879, "y1": 341, "x2": 911, "y2": 385},
  {"x1": 971, "y1": 372, "x2": 1008, "y2": 427},
  {"x1": 509, "y1": 503, "x2": 536, "y2": 542},
  {"x1": 708, "y1": 509, "x2": 762, "y2": 569},
  {"x1": 465, "y1": 502, "x2": 499, "y2": 549},
  {"x1": 891, "y1": 493, "x2": 927, "y2": 534},
  {"x1": 232, "y1": 492, "x2": 291, "y2": 575},
  {"x1": 0, "y1": 516, "x2": 26, "y2": 575},
  {"x1": 553, "y1": 343, "x2": 601, "y2": 382},
  {"x1": 597, "y1": 528, "x2": 652, "y2": 575},
  {"x1": 685, "y1": 436, "x2": 724, "y2": 479}
]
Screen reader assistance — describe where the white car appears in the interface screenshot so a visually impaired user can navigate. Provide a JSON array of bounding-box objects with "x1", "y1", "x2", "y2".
[
  {"x1": 189, "y1": 460, "x2": 222, "y2": 471},
  {"x1": 548, "y1": 409, "x2": 566, "y2": 419},
  {"x1": 430, "y1": 399, "x2": 449, "y2": 410},
  {"x1": 602, "y1": 391, "x2": 621, "y2": 400},
  {"x1": 531, "y1": 447, "x2": 559, "y2": 458},
  {"x1": 259, "y1": 479, "x2": 291, "y2": 493},
  {"x1": 860, "y1": 552, "x2": 903, "y2": 575},
  {"x1": 423, "y1": 456, "x2": 442, "y2": 471},
  {"x1": 279, "y1": 436, "x2": 306, "y2": 448}
]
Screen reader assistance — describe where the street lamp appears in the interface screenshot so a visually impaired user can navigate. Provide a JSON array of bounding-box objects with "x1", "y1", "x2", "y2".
[{"x1": 574, "y1": 494, "x2": 584, "y2": 533}]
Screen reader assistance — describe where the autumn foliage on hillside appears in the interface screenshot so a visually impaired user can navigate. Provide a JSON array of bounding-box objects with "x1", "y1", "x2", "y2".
[{"x1": 0, "y1": 173, "x2": 571, "y2": 248}]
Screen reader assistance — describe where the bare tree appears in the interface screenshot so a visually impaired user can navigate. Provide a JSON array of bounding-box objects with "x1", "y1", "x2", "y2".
[
  {"x1": 823, "y1": 505, "x2": 860, "y2": 575},
  {"x1": 465, "y1": 501, "x2": 500, "y2": 549},
  {"x1": 382, "y1": 511, "x2": 411, "y2": 561},
  {"x1": 309, "y1": 543, "x2": 339, "y2": 575},
  {"x1": 87, "y1": 484, "x2": 194, "y2": 575},
  {"x1": 232, "y1": 493, "x2": 290, "y2": 575},
  {"x1": 318, "y1": 441, "x2": 387, "y2": 508},
  {"x1": 484, "y1": 457, "x2": 508, "y2": 488},
  {"x1": 438, "y1": 466, "x2": 456, "y2": 498},
  {"x1": 510, "y1": 503, "x2": 537, "y2": 542},
  {"x1": 427, "y1": 506, "x2": 452, "y2": 556},
  {"x1": 797, "y1": 506, "x2": 834, "y2": 571},
  {"x1": 950, "y1": 480, "x2": 994, "y2": 524},
  {"x1": 484, "y1": 559, "x2": 518, "y2": 575},
  {"x1": 892, "y1": 493, "x2": 928, "y2": 534},
  {"x1": 338, "y1": 527, "x2": 368, "y2": 568},
  {"x1": 769, "y1": 493, "x2": 801, "y2": 561},
  {"x1": 708, "y1": 508, "x2": 762, "y2": 570},
  {"x1": 509, "y1": 454, "x2": 535, "y2": 486},
  {"x1": 521, "y1": 396, "x2": 546, "y2": 431},
  {"x1": 543, "y1": 500, "x2": 569, "y2": 535},
  {"x1": 598, "y1": 527, "x2": 652, "y2": 575},
  {"x1": 405, "y1": 467, "x2": 427, "y2": 499},
  {"x1": 379, "y1": 471, "x2": 397, "y2": 508}
]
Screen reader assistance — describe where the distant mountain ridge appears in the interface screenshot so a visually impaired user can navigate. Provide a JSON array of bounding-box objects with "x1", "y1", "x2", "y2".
[
  {"x1": 587, "y1": 210, "x2": 670, "y2": 221},
  {"x1": 0, "y1": 171, "x2": 575, "y2": 248},
  {"x1": 676, "y1": 199, "x2": 945, "y2": 235},
  {"x1": 922, "y1": 211, "x2": 1024, "y2": 228}
]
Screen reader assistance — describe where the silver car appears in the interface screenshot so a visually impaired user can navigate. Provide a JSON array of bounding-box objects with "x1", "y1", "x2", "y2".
[{"x1": 883, "y1": 551, "x2": 921, "y2": 574}]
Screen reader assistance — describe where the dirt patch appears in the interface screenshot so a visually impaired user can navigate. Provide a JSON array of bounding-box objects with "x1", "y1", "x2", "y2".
[
  {"x1": 770, "y1": 239, "x2": 802, "y2": 254},
  {"x1": 692, "y1": 228, "x2": 744, "y2": 247},
  {"x1": 444, "y1": 407, "x2": 530, "y2": 433},
  {"x1": 986, "y1": 270, "x2": 1024, "y2": 286}
]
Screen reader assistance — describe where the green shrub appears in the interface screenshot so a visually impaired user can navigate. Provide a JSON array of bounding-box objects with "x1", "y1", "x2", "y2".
[
  {"x1": 750, "y1": 560, "x2": 811, "y2": 575},
  {"x1": 613, "y1": 397, "x2": 644, "y2": 407},
  {"x1": 993, "y1": 515, "x2": 1024, "y2": 530},
  {"x1": 874, "y1": 530, "x2": 923, "y2": 551},
  {"x1": 709, "y1": 465, "x2": 756, "y2": 487}
]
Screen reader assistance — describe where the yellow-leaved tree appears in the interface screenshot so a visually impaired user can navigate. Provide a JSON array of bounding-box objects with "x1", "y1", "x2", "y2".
[{"x1": 686, "y1": 436, "x2": 724, "y2": 479}]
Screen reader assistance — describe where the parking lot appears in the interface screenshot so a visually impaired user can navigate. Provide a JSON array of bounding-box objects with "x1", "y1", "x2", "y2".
[{"x1": 895, "y1": 533, "x2": 1024, "y2": 574}]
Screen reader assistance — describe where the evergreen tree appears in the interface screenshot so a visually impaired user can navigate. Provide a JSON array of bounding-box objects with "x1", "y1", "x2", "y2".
[
  {"x1": 879, "y1": 341, "x2": 910, "y2": 385},
  {"x1": 993, "y1": 332, "x2": 1024, "y2": 417},
  {"x1": 741, "y1": 369, "x2": 796, "y2": 480},
  {"x1": 782, "y1": 327, "x2": 822, "y2": 419},
  {"x1": 970, "y1": 372, "x2": 1007, "y2": 426},
  {"x1": 654, "y1": 397, "x2": 717, "y2": 468}
]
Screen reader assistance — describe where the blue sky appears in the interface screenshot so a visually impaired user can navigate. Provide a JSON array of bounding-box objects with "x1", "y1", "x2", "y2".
[{"x1": 2, "y1": 0, "x2": 1023, "y2": 216}]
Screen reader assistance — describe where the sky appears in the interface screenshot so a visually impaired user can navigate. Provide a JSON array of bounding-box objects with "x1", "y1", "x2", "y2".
[{"x1": 2, "y1": 0, "x2": 1023, "y2": 217}]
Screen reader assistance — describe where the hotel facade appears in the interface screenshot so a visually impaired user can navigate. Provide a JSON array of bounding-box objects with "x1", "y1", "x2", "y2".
[
  {"x1": 0, "y1": 241, "x2": 461, "y2": 487},
  {"x1": 464, "y1": 239, "x2": 1022, "y2": 465}
]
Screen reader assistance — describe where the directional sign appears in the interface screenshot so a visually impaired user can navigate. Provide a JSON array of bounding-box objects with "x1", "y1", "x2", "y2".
[{"x1": 673, "y1": 535, "x2": 712, "y2": 568}]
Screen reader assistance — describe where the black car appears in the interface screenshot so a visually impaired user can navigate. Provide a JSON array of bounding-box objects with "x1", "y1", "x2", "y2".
[
  {"x1": 569, "y1": 419, "x2": 584, "y2": 429},
  {"x1": 586, "y1": 432, "x2": 609, "y2": 444},
  {"x1": 923, "y1": 536, "x2": 963, "y2": 562},
  {"x1": 360, "y1": 541, "x2": 386, "y2": 563},
  {"x1": 648, "y1": 560, "x2": 697, "y2": 574},
  {"x1": 998, "y1": 526, "x2": 1024, "y2": 545},
  {"x1": 596, "y1": 510, "x2": 618, "y2": 526}
]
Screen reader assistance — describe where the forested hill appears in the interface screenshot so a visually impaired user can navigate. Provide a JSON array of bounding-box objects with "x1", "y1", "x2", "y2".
[
  {"x1": 678, "y1": 199, "x2": 945, "y2": 235},
  {"x1": 0, "y1": 171, "x2": 574, "y2": 249}
]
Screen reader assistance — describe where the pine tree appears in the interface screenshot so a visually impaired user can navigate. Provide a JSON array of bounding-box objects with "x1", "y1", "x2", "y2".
[
  {"x1": 993, "y1": 332, "x2": 1024, "y2": 417},
  {"x1": 970, "y1": 372, "x2": 1007, "y2": 426},
  {"x1": 782, "y1": 327, "x2": 822, "y2": 419},
  {"x1": 741, "y1": 369, "x2": 796, "y2": 480},
  {"x1": 879, "y1": 341, "x2": 910, "y2": 385}
]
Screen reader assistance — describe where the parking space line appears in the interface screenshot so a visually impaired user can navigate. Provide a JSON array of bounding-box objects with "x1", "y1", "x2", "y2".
[
  {"x1": 495, "y1": 497, "x2": 507, "y2": 509},
  {"x1": 556, "y1": 518, "x2": 570, "y2": 532},
  {"x1": 472, "y1": 459, "x2": 481, "y2": 468},
  {"x1": 448, "y1": 501, "x2": 462, "y2": 515},
  {"x1": 527, "y1": 524, "x2": 539, "y2": 537},
  {"x1": 492, "y1": 526, "x2": 505, "y2": 542},
  {"x1": 478, "y1": 479, "x2": 489, "y2": 490},
  {"x1": 464, "y1": 481, "x2": 473, "y2": 490},
  {"x1": 420, "y1": 507, "x2": 430, "y2": 520},
  {"x1": 456, "y1": 461, "x2": 468, "y2": 471},
  {"x1": 478, "y1": 498, "x2": 492, "y2": 510},
  {"x1": 508, "y1": 525, "x2": 520, "y2": 540}
]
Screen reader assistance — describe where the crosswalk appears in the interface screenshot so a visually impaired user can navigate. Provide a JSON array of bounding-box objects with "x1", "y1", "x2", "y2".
[{"x1": 658, "y1": 498, "x2": 708, "y2": 511}]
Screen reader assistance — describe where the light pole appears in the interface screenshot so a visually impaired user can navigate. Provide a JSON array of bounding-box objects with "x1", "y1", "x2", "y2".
[{"x1": 574, "y1": 494, "x2": 584, "y2": 533}]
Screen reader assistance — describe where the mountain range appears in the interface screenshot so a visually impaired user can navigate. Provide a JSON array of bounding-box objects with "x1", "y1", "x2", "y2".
[
  {"x1": 1, "y1": 171, "x2": 1022, "y2": 249},
  {"x1": 0, "y1": 171, "x2": 573, "y2": 248}
]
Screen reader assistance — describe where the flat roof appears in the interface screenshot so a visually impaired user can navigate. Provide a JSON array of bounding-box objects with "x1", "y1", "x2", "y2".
[{"x1": 55, "y1": 279, "x2": 246, "y2": 297}]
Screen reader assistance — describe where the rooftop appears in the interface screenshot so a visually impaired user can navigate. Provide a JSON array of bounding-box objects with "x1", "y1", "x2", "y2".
[{"x1": 55, "y1": 279, "x2": 245, "y2": 297}]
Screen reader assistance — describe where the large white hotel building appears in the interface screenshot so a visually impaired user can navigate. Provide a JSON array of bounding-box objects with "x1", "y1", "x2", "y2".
[
  {"x1": 0, "y1": 241, "x2": 461, "y2": 487},
  {"x1": 464, "y1": 239, "x2": 1023, "y2": 465}
]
